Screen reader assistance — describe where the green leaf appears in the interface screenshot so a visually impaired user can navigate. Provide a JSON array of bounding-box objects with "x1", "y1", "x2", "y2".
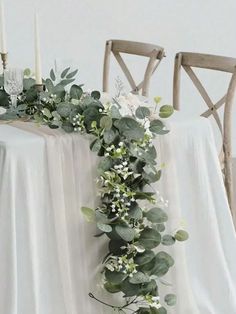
[
  {"x1": 66, "y1": 69, "x2": 78, "y2": 79},
  {"x1": 161, "y1": 235, "x2": 176, "y2": 246},
  {"x1": 100, "y1": 116, "x2": 112, "y2": 130},
  {"x1": 129, "y1": 206, "x2": 143, "y2": 220},
  {"x1": 97, "y1": 223, "x2": 112, "y2": 233},
  {"x1": 149, "y1": 119, "x2": 169, "y2": 135},
  {"x1": 70, "y1": 84, "x2": 83, "y2": 99},
  {"x1": 137, "y1": 308, "x2": 151, "y2": 314},
  {"x1": 81, "y1": 207, "x2": 95, "y2": 222},
  {"x1": 151, "y1": 307, "x2": 167, "y2": 314},
  {"x1": 108, "y1": 240, "x2": 125, "y2": 255},
  {"x1": 45, "y1": 78, "x2": 54, "y2": 92},
  {"x1": 135, "y1": 106, "x2": 150, "y2": 119},
  {"x1": 60, "y1": 78, "x2": 75, "y2": 87},
  {"x1": 91, "y1": 90, "x2": 101, "y2": 100},
  {"x1": 129, "y1": 272, "x2": 150, "y2": 284},
  {"x1": 139, "y1": 279, "x2": 158, "y2": 296},
  {"x1": 151, "y1": 257, "x2": 170, "y2": 277},
  {"x1": 57, "y1": 102, "x2": 72, "y2": 118},
  {"x1": 115, "y1": 224, "x2": 135, "y2": 242},
  {"x1": 121, "y1": 278, "x2": 140, "y2": 297},
  {"x1": 61, "y1": 67, "x2": 70, "y2": 78},
  {"x1": 154, "y1": 224, "x2": 165, "y2": 233},
  {"x1": 164, "y1": 294, "x2": 177, "y2": 306},
  {"x1": 138, "y1": 228, "x2": 161, "y2": 249},
  {"x1": 159, "y1": 105, "x2": 174, "y2": 118},
  {"x1": 50, "y1": 69, "x2": 56, "y2": 81},
  {"x1": 24, "y1": 68, "x2": 31, "y2": 76},
  {"x1": 90, "y1": 139, "x2": 102, "y2": 152},
  {"x1": 23, "y1": 78, "x2": 35, "y2": 90},
  {"x1": 103, "y1": 129, "x2": 116, "y2": 144},
  {"x1": 111, "y1": 105, "x2": 122, "y2": 119},
  {"x1": 105, "y1": 270, "x2": 128, "y2": 285},
  {"x1": 135, "y1": 250, "x2": 155, "y2": 266},
  {"x1": 156, "y1": 251, "x2": 174, "y2": 267},
  {"x1": 175, "y1": 230, "x2": 189, "y2": 242},
  {"x1": 104, "y1": 282, "x2": 121, "y2": 294},
  {"x1": 98, "y1": 157, "x2": 113, "y2": 173},
  {"x1": 62, "y1": 121, "x2": 74, "y2": 133},
  {"x1": 116, "y1": 117, "x2": 145, "y2": 140},
  {"x1": 145, "y1": 208, "x2": 168, "y2": 223},
  {"x1": 42, "y1": 108, "x2": 52, "y2": 119}
]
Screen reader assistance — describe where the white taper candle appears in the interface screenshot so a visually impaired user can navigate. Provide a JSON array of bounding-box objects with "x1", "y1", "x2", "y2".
[
  {"x1": 0, "y1": 0, "x2": 7, "y2": 53},
  {"x1": 34, "y1": 13, "x2": 42, "y2": 84}
]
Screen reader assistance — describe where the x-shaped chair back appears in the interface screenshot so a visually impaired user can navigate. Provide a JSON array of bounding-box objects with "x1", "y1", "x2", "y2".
[
  {"x1": 173, "y1": 52, "x2": 236, "y2": 214},
  {"x1": 103, "y1": 39, "x2": 165, "y2": 97}
]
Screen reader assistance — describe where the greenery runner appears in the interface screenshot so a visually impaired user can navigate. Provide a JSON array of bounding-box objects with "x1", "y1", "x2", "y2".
[{"x1": 0, "y1": 68, "x2": 189, "y2": 314}]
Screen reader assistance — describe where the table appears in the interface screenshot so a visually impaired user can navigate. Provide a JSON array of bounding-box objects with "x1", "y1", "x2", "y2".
[{"x1": 0, "y1": 112, "x2": 236, "y2": 314}]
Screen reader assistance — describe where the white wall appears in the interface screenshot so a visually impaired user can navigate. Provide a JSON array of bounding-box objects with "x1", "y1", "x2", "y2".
[{"x1": 5, "y1": 0, "x2": 236, "y2": 152}]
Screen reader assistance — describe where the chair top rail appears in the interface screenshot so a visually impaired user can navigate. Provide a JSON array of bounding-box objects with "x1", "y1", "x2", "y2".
[
  {"x1": 178, "y1": 52, "x2": 236, "y2": 73},
  {"x1": 108, "y1": 39, "x2": 164, "y2": 58}
]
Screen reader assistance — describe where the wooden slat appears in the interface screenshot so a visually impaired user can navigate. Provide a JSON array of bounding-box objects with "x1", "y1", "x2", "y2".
[
  {"x1": 103, "y1": 40, "x2": 112, "y2": 92},
  {"x1": 201, "y1": 95, "x2": 226, "y2": 118},
  {"x1": 111, "y1": 39, "x2": 164, "y2": 58},
  {"x1": 183, "y1": 65, "x2": 223, "y2": 134},
  {"x1": 113, "y1": 52, "x2": 137, "y2": 91},
  {"x1": 173, "y1": 53, "x2": 183, "y2": 110},
  {"x1": 181, "y1": 52, "x2": 236, "y2": 73}
]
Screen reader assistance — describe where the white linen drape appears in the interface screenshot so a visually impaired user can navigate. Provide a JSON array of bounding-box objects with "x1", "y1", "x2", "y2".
[{"x1": 0, "y1": 112, "x2": 236, "y2": 314}]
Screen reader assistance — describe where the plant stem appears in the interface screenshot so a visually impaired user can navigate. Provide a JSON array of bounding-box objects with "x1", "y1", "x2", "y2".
[{"x1": 89, "y1": 293, "x2": 138, "y2": 312}]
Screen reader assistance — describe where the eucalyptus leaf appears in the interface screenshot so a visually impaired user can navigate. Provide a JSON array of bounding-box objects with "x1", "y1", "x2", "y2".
[
  {"x1": 161, "y1": 235, "x2": 176, "y2": 246},
  {"x1": 91, "y1": 90, "x2": 101, "y2": 100},
  {"x1": 159, "y1": 105, "x2": 174, "y2": 118},
  {"x1": 103, "y1": 129, "x2": 116, "y2": 144},
  {"x1": 105, "y1": 270, "x2": 128, "y2": 285},
  {"x1": 70, "y1": 84, "x2": 83, "y2": 100},
  {"x1": 100, "y1": 116, "x2": 112, "y2": 130},
  {"x1": 50, "y1": 69, "x2": 56, "y2": 81},
  {"x1": 175, "y1": 230, "x2": 189, "y2": 242},
  {"x1": 66, "y1": 69, "x2": 78, "y2": 79},
  {"x1": 129, "y1": 272, "x2": 150, "y2": 284},
  {"x1": 164, "y1": 294, "x2": 177, "y2": 306},
  {"x1": 61, "y1": 67, "x2": 70, "y2": 78},
  {"x1": 90, "y1": 139, "x2": 102, "y2": 152},
  {"x1": 81, "y1": 207, "x2": 95, "y2": 222},
  {"x1": 121, "y1": 278, "x2": 140, "y2": 297},
  {"x1": 138, "y1": 228, "x2": 161, "y2": 249},
  {"x1": 145, "y1": 208, "x2": 168, "y2": 223},
  {"x1": 134, "y1": 250, "x2": 155, "y2": 266},
  {"x1": 135, "y1": 106, "x2": 150, "y2": 119},
  {"x1": 62, "y1": 121, "x2": 74, "y2": 133},
  {"x1": 116, "y1": 117, "x2": 145, "y2": 140},
  {"x1": 149, "y1": 119, "x2": 169, "y2": 135},
  {"x1": 115, "y1": 224, "x2": 135, "y2": 242},
  {"x1": 97, "y1": 223, "x2": 112, "y2": 233}
]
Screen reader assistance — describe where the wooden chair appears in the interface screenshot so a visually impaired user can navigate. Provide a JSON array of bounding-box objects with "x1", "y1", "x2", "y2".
[
  {"x1": 103, "y1": 39, "x2": 165, "y2": 97},
  {"x1": 173, "y1": 52, "x2": 236, "y2": 215}
]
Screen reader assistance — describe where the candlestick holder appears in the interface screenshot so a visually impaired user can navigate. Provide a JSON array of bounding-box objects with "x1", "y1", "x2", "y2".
[
  {"x1": 0, "y1": 52, "x2": 8, "y2": 70},
  {"x1": 35, "y1": 84, "x2": 44, "y2": 108}
]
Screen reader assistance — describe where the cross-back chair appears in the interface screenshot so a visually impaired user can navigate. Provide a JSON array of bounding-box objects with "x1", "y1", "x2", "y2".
[
  {"x1": 173, "y1": 52, "x2": 236, "y2": 215},
  {"x1": 103, "y1": 39, "x2": 165, "y2": 97}
]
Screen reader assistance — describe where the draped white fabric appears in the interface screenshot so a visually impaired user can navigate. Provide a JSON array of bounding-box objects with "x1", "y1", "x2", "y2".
[{"x1": 0, "y1": 112, "x2": 236, "y2": 314}]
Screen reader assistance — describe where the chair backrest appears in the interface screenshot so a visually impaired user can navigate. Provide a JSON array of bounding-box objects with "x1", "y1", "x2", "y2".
[
  {"x1": 103, "y1": 39, "x2": 165, "y2": 97},
  {"x1": 173, "y1": 52, "x2": 236, "y2": 213}
]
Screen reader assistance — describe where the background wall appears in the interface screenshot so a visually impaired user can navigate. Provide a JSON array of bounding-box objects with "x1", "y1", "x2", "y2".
[{"x1": 5, "y1": 0, "x2": 236, "y2": 152}]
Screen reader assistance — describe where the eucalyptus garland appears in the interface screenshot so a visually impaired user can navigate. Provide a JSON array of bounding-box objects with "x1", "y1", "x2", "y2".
[{"x1": 0, "y1": 68, "x2": 189, "y2": 314}]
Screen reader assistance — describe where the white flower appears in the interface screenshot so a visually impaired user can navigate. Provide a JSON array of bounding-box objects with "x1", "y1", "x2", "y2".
[{"x1": 0, "y1": 107, "x2": 7, "y2": 115}]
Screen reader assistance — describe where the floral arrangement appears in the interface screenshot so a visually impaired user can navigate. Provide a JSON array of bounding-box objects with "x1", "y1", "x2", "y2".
[{"x1": 0, "y1": 68, "x2": 188, "y2": 314}]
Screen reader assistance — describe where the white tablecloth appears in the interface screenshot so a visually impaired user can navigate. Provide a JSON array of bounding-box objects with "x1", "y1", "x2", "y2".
[{"x1": 0, "y1": 112, "x2": 236, "y2": 314}]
